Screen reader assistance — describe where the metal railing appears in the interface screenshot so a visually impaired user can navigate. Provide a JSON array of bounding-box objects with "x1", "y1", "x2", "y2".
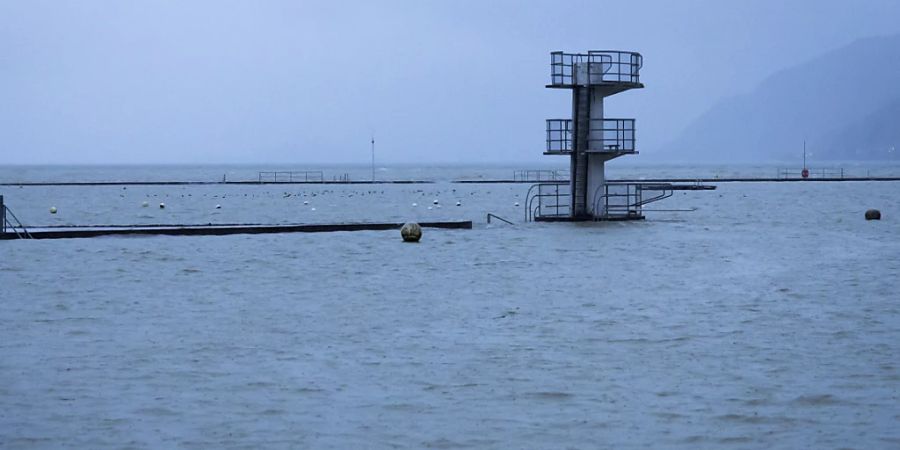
[
  {"x1": 1, "y1": 197, "x2": 33, "y2": 239},
  {"x1": 545, "y1": 119, "x2": 573, "y2": 154},
  {"x1": 545, "y1": 118, "x2": 636, "y2": 153},
  {"x1": 513, "y1": 169, "x2": 569, "y2": 182},
  {"x1": 486, "y1": 213, "x2": 514, "y2": 225},
  {"x1": 525, "y1": 182, "x2": 675, "y2": 221},
  {"x1": 258, "y1": 171, "x2": 324, "y2": 183},
  {"x1": 588, "y1": 118, "x2": 636, "y2": 153},
  {"x1": 550, "y1": 50, "x2": 643, "y2": 86},
  {"x1": 591, "y1": 183, "x2": 673, "y2": 220},
  {"x1": 777, "y1": 168, "x2": 845, "y2": 179},
  {"x1": 525, "y1": 182, "x2": 570, "y2": 221}
]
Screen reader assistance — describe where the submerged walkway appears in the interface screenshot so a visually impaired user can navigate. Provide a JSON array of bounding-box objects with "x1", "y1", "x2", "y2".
[
  {"x1": 0, "y1": 180, "x2": 434, "y2": 186},
  {"x1": 0, "y1": 221, "x2": 473, "y2": 240},
  {"x1": 3, "y1": 177, "x2": 899, "y2": 186},
  {"x1": 454, "y1": 176, "x2": 900, "y2": 183}
]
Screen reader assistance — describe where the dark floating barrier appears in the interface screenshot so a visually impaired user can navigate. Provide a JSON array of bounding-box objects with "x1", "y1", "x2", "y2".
[
  {"x1": 453, "y1": 177, "x2": 900, "y2": 184},
  {"x1": 0, "y1": 221, "x2": 472, "y2": 240},
  {"x1": 0, "y1": 180, "x2": 434, "y2": 186}
]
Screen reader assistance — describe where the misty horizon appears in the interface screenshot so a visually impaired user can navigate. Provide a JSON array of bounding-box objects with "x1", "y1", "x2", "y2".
[{"x1": 3, "y1": 1, "x2": 900, "y2": 165}]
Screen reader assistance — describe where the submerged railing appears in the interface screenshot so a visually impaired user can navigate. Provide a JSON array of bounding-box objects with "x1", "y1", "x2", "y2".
[
  {"x1": 591, "y1": 183, "x2": 674, "y2": 220},
  {"x1": 777, "y1": 168, "x2": 845, "y2": 179},
  {"x1": 524, "y1": 182, "x2": 675, "y2": 221},
  {"x1": 258, "y1": 171, "x2": 324, "y2": 183},
  {"x1": 1, "y1": 196, "x2": 33, "y2": 239},
  {"x1": 525, "y1": 182, "x2": 570, "y2": 221},
  {"x1": 513, "y1": 169, "x2": 569, "y2": 182}
]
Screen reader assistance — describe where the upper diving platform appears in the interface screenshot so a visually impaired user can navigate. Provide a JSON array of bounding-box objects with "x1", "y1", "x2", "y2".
[{"x1": 548, "y1": 50, "x2": 644, "y2": 92}]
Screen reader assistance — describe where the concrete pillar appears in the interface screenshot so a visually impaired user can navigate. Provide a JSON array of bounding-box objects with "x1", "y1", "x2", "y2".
[
  {"x1": 570, "y1": 87, "x2": 591, "y2": 218},
  {"x1": 586, "y1": 91, "x2": 605, "y2": 217}
]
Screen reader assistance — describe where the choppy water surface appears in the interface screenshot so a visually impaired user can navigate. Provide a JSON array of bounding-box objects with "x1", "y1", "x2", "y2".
[{"x1": 1, "y1": 165, "x2": 899, "y2": 449}]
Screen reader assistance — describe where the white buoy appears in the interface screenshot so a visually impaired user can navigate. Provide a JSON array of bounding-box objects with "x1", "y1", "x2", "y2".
[
  {"x1": 412, "y1": 202, "x2": 418, "y2": 207},
  {"x1": 456, "y1": 201, "x2": 461, "y2": 206},
  {"x1": 433, "y1": 199, "x2": 439, "y2": 205},
  {"x1": 303, "y1": 200, "x2": 309, "y2": 205},
  {"x1": 311, "y1": 207, "x2": 316, "y2": 211},
  {"x1": 141, "y1": 201, "x2": 149, "y2": 207},
  {"x1": 215, "y1": 204, "x2": 222, "y2": 209},
  {"x1": 49, "y1": 206, "x2": 57, "y2": 214},
  {"x1": 514, "y1": 202, "x2": 520, "y2": 207},
  {"x1": 159, "y1": 203, "x2": 166, "y2": 209}
]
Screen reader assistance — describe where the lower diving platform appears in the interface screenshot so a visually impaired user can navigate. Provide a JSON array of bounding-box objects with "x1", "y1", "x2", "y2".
[{"x1": 525, "y1": 182, "x2": 714, "y2": 222}]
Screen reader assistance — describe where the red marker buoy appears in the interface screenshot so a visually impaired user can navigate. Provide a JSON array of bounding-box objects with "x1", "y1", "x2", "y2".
[{"x1": 801, "y1": 168, "x2": 809, "y2": 178}]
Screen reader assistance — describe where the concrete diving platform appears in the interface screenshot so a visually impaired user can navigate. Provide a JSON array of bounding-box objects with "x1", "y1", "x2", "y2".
[{"x1": 0, "y1": 221, "x2": 473, "y2": 240}]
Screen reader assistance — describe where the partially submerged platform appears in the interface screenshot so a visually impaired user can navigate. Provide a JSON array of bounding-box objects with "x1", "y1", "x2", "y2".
[
  {"x1": 0, "y1": 221, "x2": 473, "y2": 240},
  {"x1": 535, "y1": 214, "x2": 645, "y2": 222}
]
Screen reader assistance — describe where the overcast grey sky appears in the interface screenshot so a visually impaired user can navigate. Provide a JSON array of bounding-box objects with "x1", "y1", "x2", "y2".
[{"x1": 2, "y1": 0, "x2": 899, "y2": 165}]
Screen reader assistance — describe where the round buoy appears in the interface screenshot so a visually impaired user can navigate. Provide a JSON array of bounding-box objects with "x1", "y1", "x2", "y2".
[
  {"x1": 400, "y1": 222, "x2": 422, "y2": 242},
  {"x1": 456, "y1": 201, "x2": 461, "y2": 206},
  {"x1": 310, "y1": 207, "x2": 316, "y2": 211},
  {"x1": 865, "y1": 209, "x2": 881, "y2": 220},
  {"x1": 412, "y1": 202, "x2": 418, "y2": 207},
  {"x1": 801, "y1": 168, "x2": 809, "y2": 178},
  {"x1": 514, "y1": 202, "x2": 520, "y2": 207},
  {"x1": 49, "y1": 206, "x2": 57, "y2": 214},
  {"x1": 215, "y1": 204, "x2": 222, "y2": 209},
  {"x1": 159, "y1": 203, "x2": 165, "y2": 209},
  {"x1": 141, "y1": 201, "x2": 149, "y2": 207},
  {"x1": 433, "y1": 199, "x2": 439, "y2": 205},
  {"x1": 303, "y1": 200, "x2": 309, "y2": 205}
]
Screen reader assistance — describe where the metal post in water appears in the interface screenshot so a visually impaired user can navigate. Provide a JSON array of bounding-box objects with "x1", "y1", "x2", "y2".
[{"x1": 1, "y1": 195, "x2": 5, "y2": 233}]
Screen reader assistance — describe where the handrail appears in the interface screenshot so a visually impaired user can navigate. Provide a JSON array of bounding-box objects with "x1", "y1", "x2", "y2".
[
  {"x1": 591, "y1": 182, "x2": 676, "y2": 219},
  {"x1": 525, "y1": 182, "x2": 569, "y2": 221},
  {"x1": 258, "y1": 171, "x2": 325, "y2": 183},
  {"x1": 3, "y1": 206, "x2": 33, "y2": 239},
  {"x1": 546, "y1": 118, "x2": 636, "y2": 153},
  {"x1": 486, "y1": 213, "x2": 514, "y2": 225},
  {"x1": 550, "y1": 50, "x2": 643, "y2": 86}
]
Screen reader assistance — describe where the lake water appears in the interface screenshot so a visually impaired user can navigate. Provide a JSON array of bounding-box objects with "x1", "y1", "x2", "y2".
[{"x1": 1, "y1": 164, "x2": 899, "y2": 449}]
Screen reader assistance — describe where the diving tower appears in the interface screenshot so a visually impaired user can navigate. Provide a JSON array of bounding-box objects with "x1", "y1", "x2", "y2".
[{"x1": 530, "y1": 50, "x2": 652, "y2": 221}]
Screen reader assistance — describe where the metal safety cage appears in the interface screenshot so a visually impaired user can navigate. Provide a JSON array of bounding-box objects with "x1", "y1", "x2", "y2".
[
  {"x1": 591, "y1": 183, "x2": 674, "y2": 220},
  {"x1": 587, "y1": 118, "x2": 636, "y2": 153},
  {"x1": 545, "y1": 119, "x2": 573, "y2": 154},
  {"x1": 550, "y1": 51, "x2": 643, "y2": 86},
  {"x1": 525, "y1": 182, "x2": 570, "y2": 221}
]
